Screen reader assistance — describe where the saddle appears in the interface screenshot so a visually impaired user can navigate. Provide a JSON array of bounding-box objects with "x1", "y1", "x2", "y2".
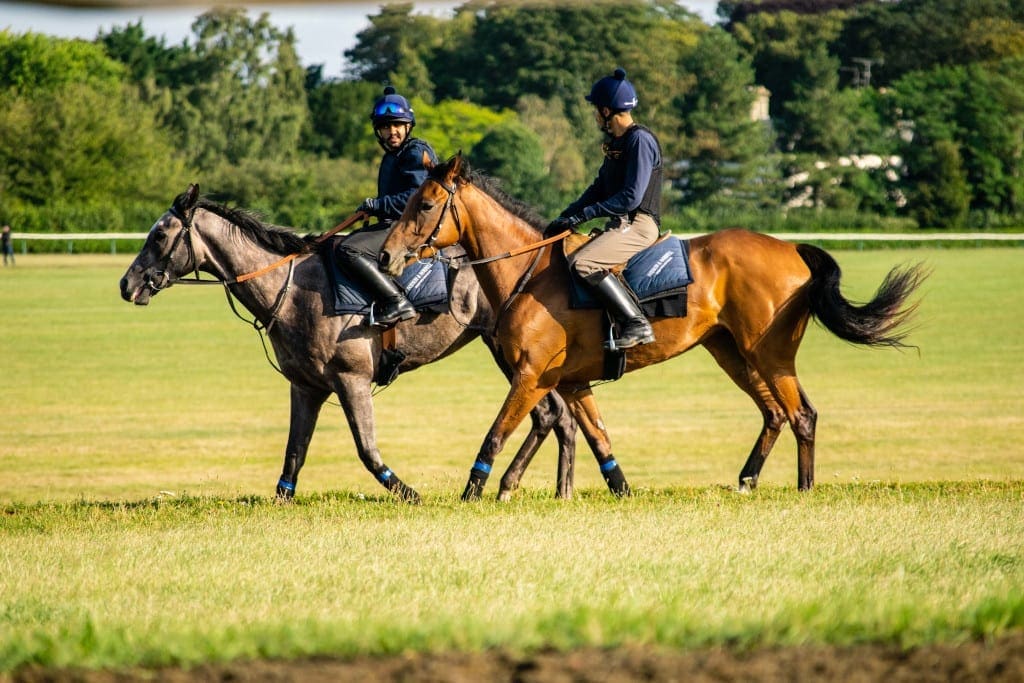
[
  {"x1": 564, "y1": 232, "x2": 693, "y2": 318},
  {"x1": 323, "y1": 241, "x2": 450, "y2": 317}
]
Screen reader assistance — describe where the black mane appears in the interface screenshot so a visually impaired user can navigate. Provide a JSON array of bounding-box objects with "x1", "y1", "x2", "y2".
[
  {"x1": 430, "y1": 159, "x2": 547, "y2": 231},
  {"x1": 196, "y1": 199, "x2": 316, "y2": 255}
]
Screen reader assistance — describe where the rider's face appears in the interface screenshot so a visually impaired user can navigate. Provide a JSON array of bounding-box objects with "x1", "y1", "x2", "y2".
[{"x1": 376, "y1": 122, "x2": 411, "y2": 151}]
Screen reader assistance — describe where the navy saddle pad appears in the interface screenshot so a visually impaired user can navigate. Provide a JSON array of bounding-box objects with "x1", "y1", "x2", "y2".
[
  {"x1": 569, "y1": 236, "x2": 693, "y2": 318},
  {"x1": 325, "y1": 245, "x2": 449, "y2": 317}
]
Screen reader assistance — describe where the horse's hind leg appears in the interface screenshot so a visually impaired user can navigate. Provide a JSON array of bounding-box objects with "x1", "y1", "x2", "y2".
[
  {"x1": 747, "y1": 352, "x2": 818, "y2": 491},
  {"x1": 277, "y1": 384, "x2": 329, "y2": 501},
  {"x1": 497, "y1": 390, "x2": 577, "y2": 501},
  {"x1": 557, "y1": 385, "x2": 630, "y2": 497},
  {"x1": 702, "y1": 330, "x2": 787, "y2": 492},
  {"x1": 335, "y1": 373, "x2": 421, "y2": 503}
]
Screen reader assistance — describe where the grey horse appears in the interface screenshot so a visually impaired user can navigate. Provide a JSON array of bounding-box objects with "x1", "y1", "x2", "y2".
[{"x1": 119, "y1": 184, "x2": 576, "y2": 503}]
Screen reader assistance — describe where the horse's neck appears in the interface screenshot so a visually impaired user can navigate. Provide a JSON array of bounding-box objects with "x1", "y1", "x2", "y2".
[
  {"x1": 195, "y1": 210, "x2": 299, "y2": 320},
  {"x1": 462, "y1": 189, "x2": 549, "y2": 310}
]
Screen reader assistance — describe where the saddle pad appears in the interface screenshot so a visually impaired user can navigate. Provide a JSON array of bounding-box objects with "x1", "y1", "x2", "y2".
[
  {"x1": 569, "y1": 236, "x2": 693, "y2": 317},
  {"x1": 325, "y1": 245, "x2": 449, "y2": 316}
]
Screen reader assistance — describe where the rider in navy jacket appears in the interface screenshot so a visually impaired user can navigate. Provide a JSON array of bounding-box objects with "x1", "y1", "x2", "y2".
[
  {"x1": 337, "y1": 86, "x2": 439, "y2": 327},
  {"x1": 548, "y1": 69, "x2": 662, "y2": 350}
]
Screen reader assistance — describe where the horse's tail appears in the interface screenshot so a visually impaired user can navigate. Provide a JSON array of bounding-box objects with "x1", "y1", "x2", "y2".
[{"x1": 796, "y1": 243, "x2": 927, "y2": 349}]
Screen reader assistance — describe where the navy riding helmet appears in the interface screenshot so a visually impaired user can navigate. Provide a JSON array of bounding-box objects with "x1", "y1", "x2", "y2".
[
  {"x1": 370, "y1": 86, "x2": 415, "y2": 127},
  {"x1": 585, "y1": 68, "x2": 638, "y2": 112}
]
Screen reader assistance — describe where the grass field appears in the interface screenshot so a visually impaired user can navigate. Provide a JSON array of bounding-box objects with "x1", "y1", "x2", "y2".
[{"x1": 1, "y1": 248, "x2": 1022, "y2": 673}]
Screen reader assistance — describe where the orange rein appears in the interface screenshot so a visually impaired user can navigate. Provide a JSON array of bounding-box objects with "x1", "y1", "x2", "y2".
[
  {"x1": 462, "y1": 229, "x2": 572, "y2": 266},
  {"x1": 233, "y1": 210, "x2": 367, "y2": 284}
]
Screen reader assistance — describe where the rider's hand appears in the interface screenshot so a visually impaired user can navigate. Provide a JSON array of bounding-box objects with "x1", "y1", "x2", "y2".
[
  {"x1": 544, "y1": 215, "x2": 577, "y2": 238},
  {"x1": 357, "y1": 197, "x2": 379, "y2": 215}
]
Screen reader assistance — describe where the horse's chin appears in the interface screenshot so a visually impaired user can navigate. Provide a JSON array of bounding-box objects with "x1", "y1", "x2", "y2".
[
  {"x1": 128, "y1": 283, "x2": 154, "y2": 306},
  {"x1": 382, "y1": 255, "x2": 405, "y2": 278}
]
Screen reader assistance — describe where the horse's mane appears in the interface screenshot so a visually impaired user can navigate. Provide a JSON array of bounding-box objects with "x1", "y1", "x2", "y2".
[
  {"x1": 431, "y1": 159, "x2": 547, "y2": 232},
  {"x1": 195, "y1": 198, "x2": 317, "y2": 255}
]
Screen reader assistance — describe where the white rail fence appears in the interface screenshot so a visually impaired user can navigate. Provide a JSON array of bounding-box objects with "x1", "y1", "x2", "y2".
[{"x1": 9, "y1": 231, "x2": 1024, "y2": 255}]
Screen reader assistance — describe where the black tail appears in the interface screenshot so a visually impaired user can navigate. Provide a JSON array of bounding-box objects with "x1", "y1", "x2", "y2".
[{"x1": 796, "y1": 243, "x2": 927, "y2": 349}]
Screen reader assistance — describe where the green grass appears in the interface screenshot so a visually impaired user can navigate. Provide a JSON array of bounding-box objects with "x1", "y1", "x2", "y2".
[
  {"x1": 1, "y1": 485, "x2": 1022, "y2": 671},
  {"x1": 0, "y1": 249, "x2": 1022, "y2": 672}
]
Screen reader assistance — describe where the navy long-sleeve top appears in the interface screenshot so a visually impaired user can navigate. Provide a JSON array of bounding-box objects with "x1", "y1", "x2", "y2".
[
  {"x1": 375, "y1": 137, "x2": 438, "y2": 221},
  {"x1": 562, "y1": 125, "x2": 662, "y2": 224}
]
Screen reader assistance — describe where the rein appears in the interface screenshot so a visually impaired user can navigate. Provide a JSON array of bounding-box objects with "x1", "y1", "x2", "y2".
[
  {"x1": 156, "y1": 208, "x2": 368, "y2": 373},
  {"x1": 411, "y1": 178, "x2": 571, "y2": 335},
  {"x1": 169, "y1": 209, "x2": 367, "y2": 287}
]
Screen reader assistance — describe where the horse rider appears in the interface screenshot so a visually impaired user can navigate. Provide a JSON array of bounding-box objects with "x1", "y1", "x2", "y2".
[
  {"x1": 546, "y1": 68, "x2": 662, "y2": 349},
  {"x1": 337, "y1": 86, "x2": 439, "y2": 326}
]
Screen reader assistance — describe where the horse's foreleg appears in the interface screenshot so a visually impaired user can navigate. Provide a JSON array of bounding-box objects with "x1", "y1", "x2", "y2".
[
  {"x1": 702, "y1": 332, "x2": 786, "y2": 492},
  {"x1": 277, "y1": 384, "x2": 329, "y2": 502},
  {"x1": 335, "y1": 374, "x2": 421, "y2": 503},
  {"x1": 463, "y1": 383, "x2": 552, "y2": 501},
  {"x1": 497, "y1": 391, "x2": 577, "y2": 502},
  {"x1": 557, "y1": 386, "x2": 630, "y2": 497}
]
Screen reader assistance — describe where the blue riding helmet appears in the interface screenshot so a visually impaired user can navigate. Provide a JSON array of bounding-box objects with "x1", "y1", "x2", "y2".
[
  {"x1": 585, "y1": 68, "x2": 638, "y2": 111},
  {"x1": 370, "y1": 86, "x2": 415, "y2": 126}
]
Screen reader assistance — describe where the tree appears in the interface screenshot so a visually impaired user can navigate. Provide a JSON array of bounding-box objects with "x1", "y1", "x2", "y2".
[
  {"x1": 891, "y1": 58, "x2": 1024, "y2": 225},
  {"x1": 674, "y1": 27, "x2": 772, "y2": 206},
  {"x1": 0, "y1": 31, "x2": 125, "y2": 94},
  {"x1": 343, "y1": 2, "x2": 447, "y2": 97},
  {"x1": 430, "y1": 0, "x2": 701, "y2": 130},
  {"x1": 412, "y1": 98, "x2": 515, "y2": 160},
  {"x1": 0, "y1": 82, "x2": 187, "y2": 207},
  {"x1": 159, "y1": 9, "x2": 310, "y2": 170},
  {"x1": 302, "y1": 75, "x2": 381, "y2": 162},
  {"x1": 470, "y1": 121, "x2": 547, "y2": 208}
]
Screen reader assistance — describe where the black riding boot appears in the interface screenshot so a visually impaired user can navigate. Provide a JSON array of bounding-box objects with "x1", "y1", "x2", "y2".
[
  {"x1": 585, "y1": 271, "x2": 655, "y2": 349},
  {"x1": 340, "y1": 252, "x2": 416, "y2": 326}
]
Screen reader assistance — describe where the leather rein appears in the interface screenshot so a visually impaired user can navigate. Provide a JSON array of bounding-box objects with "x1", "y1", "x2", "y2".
[
  {"x1": 147, "y1": 207, "x2": 367, "y2": 370},
  {"x1": 410, "y1": 178, "x2": 570, "y2": 332}
]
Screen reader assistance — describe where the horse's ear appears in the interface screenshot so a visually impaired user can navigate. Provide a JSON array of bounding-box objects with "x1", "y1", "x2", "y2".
[
  {"x1": 421, "y1": 150, "x2": 435, "y2": 171},
  {"x1": 444, "y1": 151, "x2": 464, "y2": 186},
  {"x1": 185, "y1": 183, "x2": 200, "y2": 209}
]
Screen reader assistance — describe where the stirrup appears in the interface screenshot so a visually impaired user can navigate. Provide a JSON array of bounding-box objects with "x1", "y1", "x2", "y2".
[
  {"x1": 604, "y1": 319, "x2": 654, "y2": 351},
  {"x1": 368, "y1": 299, "x2": 416, "y2": 327}
]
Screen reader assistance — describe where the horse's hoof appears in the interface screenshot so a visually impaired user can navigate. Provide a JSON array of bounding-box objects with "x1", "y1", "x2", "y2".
[
  {"x1": 737, "y1": 476, "x2": 756, "y2": 494},
  {"x1": 274, "y1": 494, "x2": 294, "y2": 505},
  {"x1": 461, "y1": 481, "x2": 484, "y2": 501},
  {"x1": 496, "y1": 489, "x2": 513, "y2": 502}
]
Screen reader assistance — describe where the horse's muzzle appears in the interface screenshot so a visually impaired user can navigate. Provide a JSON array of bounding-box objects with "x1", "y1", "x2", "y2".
[
  {"x1": 378, "y1": 249, "x2": 404, "y2": 278},
  {"x1": 119, "y1": 270, "x2": 162, "y2": 305}
]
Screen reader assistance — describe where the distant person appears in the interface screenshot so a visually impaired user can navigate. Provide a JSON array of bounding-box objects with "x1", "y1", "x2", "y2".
[
  {"x1": 336, "y1": 86, "x2": 439, "y2": 327},
  {"x1": 1, "y1": 225, "x2": 13, "y2": 266}
]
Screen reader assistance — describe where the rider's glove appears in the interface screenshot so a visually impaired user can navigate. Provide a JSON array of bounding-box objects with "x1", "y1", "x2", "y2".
[
  {"x1": 544, "y1": 215, "x2": 579, "y2": 238},
  {"x1": 357, "y1": 197, "x2": 379, "y2": 215}
]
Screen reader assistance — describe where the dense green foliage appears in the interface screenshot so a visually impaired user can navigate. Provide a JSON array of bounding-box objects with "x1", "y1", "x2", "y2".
[{"x1": 2, "y1": 0, "x2": 1023, "y2": 242}]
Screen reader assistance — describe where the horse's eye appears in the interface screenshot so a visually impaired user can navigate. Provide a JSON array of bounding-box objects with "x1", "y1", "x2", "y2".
[
  {"x1": 420, "y1": 202, "x2": 435, "y2": 213},
  {"x1": 153, "y1": 230, "x2": 167, "y2": 244}
]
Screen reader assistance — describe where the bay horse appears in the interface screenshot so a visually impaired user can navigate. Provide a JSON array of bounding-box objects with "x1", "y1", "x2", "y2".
[
  {"x1": 379, "y1": 154, "x2": 927, "y2": 500},
  {"x1": 119, "y1": 184, "x2": 577, "y2": 503}
]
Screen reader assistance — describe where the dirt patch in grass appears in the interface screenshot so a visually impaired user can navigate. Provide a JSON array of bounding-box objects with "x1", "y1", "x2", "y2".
[{"x1": 12, "y1": 633, "x2": 1024, "y2": 682}]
